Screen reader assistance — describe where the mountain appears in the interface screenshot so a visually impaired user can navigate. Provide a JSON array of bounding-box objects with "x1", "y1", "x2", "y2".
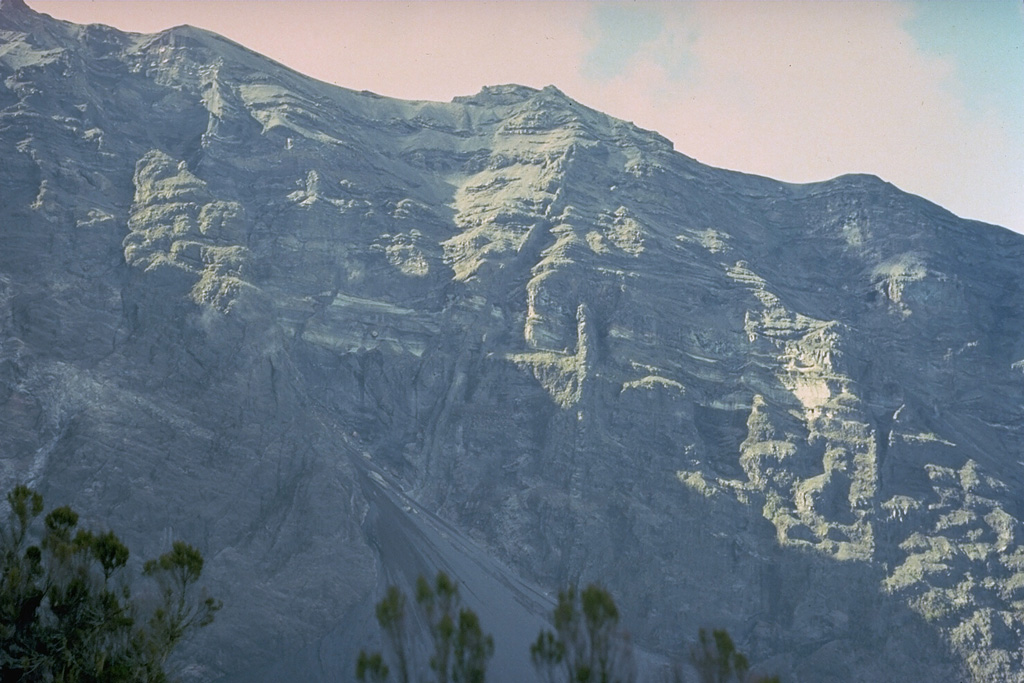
[{"x1": 3, "y1": 2, "x2": 1024, "y2": 681}]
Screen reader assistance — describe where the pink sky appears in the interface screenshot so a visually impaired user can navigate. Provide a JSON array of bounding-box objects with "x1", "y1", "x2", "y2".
[{"x1": 31, "y1": 1, "x2": 1024, "y2": 233}]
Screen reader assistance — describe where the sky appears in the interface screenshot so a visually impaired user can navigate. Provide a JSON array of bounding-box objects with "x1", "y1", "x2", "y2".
[{"x1": 30, "y1": 1, "x2": 1024, "y2": 233}]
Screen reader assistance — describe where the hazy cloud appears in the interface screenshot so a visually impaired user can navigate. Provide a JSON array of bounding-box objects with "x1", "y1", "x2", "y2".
[
  {"x1": 563, "y1": 1, "x2": 1023, "y2": 232},
  {"x1": 580, "y1": 4, "x2": 665, "y2": 81},
  {"x1": 905, "y1": 0, "x2": 1024, "y2": 121}
]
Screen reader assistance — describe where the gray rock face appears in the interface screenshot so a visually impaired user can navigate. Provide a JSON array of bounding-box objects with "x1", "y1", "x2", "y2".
[{"x1": 3, "y1": 4, "x2": 1024, "y2": 681}]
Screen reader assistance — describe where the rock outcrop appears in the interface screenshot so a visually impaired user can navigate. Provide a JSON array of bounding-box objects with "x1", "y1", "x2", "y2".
[{"x1": 3, "y1": 3, "x2": 1024, "y2": 681}]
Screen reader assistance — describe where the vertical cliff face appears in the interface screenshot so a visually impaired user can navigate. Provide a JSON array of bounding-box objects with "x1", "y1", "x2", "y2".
[{"x1": 3, "y1": 4, "x2": 1024, "y2": 681}]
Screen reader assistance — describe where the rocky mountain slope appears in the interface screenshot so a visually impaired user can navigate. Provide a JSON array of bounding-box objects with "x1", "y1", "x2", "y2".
[{"x1": 3, "y1": 1, "x2": 1024, "y2": 680}]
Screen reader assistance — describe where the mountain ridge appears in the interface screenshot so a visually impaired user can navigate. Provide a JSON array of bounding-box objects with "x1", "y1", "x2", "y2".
[{"x1": 2, "y1": 5, "x2": 1024, "y2": 682}]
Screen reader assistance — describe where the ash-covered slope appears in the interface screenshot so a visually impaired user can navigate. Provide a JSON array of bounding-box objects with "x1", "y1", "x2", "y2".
[{"x1": 3, "y1": 2, "x2": 1024, "y2": 681}]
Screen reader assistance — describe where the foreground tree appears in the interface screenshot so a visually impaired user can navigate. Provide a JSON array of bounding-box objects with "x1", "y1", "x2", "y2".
[
  {"x1": 0, "y1": 485, "x2": 220, "y2": 682},
  {"x1": 531, "y1": 583, "x2": 635, "y2": 683},
  {"x1": 688, "y1": 628, "x2": 779, "y2": 683},
  {"x1": 357, "y1": 571, "x2": 494, "y2": 683}
]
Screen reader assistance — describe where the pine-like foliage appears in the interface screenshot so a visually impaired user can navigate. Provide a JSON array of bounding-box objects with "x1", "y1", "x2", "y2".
[
  {"x1": 531, "y1": 583, "x2": 635, "y2": 683},
  {"x1": 0, "y1": 485, "x2": 220, "y2": 682},
  {"x1": 357, "y1": 571, "x2": 494, "y2": 683}
]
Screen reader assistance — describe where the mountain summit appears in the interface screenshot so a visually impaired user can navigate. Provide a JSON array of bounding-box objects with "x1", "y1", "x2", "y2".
[{"x1": 2, "y1": 5, "x2": 1023, "y2": 682}]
